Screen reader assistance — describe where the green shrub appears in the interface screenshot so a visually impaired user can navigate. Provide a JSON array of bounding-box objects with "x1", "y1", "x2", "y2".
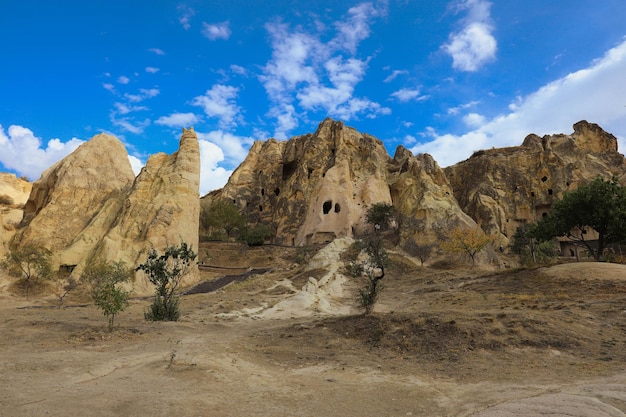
[{"x1": 137, "y1": 242, "x2": 197, "y2": 322}]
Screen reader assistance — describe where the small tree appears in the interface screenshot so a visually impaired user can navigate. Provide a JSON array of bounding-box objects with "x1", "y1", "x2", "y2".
[
  {"x1": 81, "y1": 259, "x2": 132, "y2": 330},
  {"x1": 441, "y1": 225, "x2": 493, "y2": 268},
  {"x1": 2, "y1": 244, "x2": 52, "y2": 295},
  {"x1": 402, "y1": 237, "x2": 434, "y2": 266},
  {"x1": 511, "y1": 224, "x2": 556, "y2": 265},
  {"x1": 137, "y1": 242, "x2": 197, "y2": 321},
  {"x1": 531, "y1": 177, "x2": 626, "y2": 261},
  {"x1": 53, "y1": 276, "x2": 79, "y2": 308},
  {"x1": 356, "y1": 236, "x2": 389, "y2": 314},
  {"x1": 201, "y1": 200, "x2": 246, "y2": 241},
  {"x1": 365, "y1": 202, "x2": 395, "y2": 230}
]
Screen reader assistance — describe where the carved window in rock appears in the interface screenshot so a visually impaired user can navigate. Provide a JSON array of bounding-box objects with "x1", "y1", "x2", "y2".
[
  {"x1": 274, "y1": 188, "x2": 280, "y2": 196},
  {"x1": 541, "y1": 176, "x2": 548, "y2": 182},
  {"x1": 334, "y1": 203, "x2": 341, "y2": 213},
  {"x1": 323, "y1": 200, "x2": 332, "y2": 214}
]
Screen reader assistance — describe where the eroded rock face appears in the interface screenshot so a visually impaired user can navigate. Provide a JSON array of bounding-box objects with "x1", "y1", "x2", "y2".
[
  {"x1": 10, "y1": 129, "x2": 200, "y2": 293},
  {"x1": 444, "y1": 121, "x2": 626, "y2": 243},
  {"x1": 204, "y1": 119, "x2": 475, "y2": 246},
  {"x1": 388, "y1": 147, "x2": 476, "y2": 242},
  {"x1": 0, "y1": 173, "x2": 32, "y2": 258},
  {"x1": 12, "y1": 133, "x2": 135, "y2": 259},
  {"x1": 93, "y1": 128, "x2": 200, "y2": 292}
]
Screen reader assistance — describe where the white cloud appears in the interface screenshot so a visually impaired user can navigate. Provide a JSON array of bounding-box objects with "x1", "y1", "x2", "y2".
[
  {"x1": 230, "y1": 64, "x2": 246, "y2": 76},
  {"x1": 0, "y1": 125, "x2": 83, "y2": 180},
  {"x1": 198, "y1": 137, "x2": 235, "y2": 195},
  {"x1": 331, "y1": 2, "x2": 386, "y2": 54},
  {"x1": 448, "y1": 100, "x2": 480, "y2": 115},
  {"x1": 411, "y1": 39, "x2": 626, "y2": 167},
  {"x1": 177, "y1": 5, "x2": 195, "y2": 30},
  {"x1": 462, "y1": 112, "x2": 487, "y2": 127},
  {"x1": 103, "y1": 83, "x2": 116, "y2": 93},
  {"x1": 128, "y1": 155, "x2": 143, "y2": 176},
  {"x1": 191, "y1": 84, "x2": 241, "y2": 128},
  {"x1": 113, "y1": 102, "x2": 148, "y2": 115},
  {"x1": 110, "y1": 116, "x2": 150, "y2": 134},
  {"x1": 124, "y1": 88, "x2": 160, "y2": 103},
  {"x1": 155, "y1": 112, "x2": 201, "y2": 128},
  {"x1": 196, "y1": 130, "x2": 254, "y2": 163},
  {"x1": 391, "y1": 88, "x2": 428, "y2": 102},
  {"x1": 117, "y1": 75, "x2": 130, "y2": 84},
  {"x1": 260, "y1": 3, "x2": 388, "y2": 137},
  {"x1": 148, "y1": 48, "x2": 165, "y2": 55},
  {"x1": 443, "y1": 0, "x2": 497, "y2": 72},
  {"x1": 145, "y1": 67, "x2": 160, "y2": 74},
  {"x1": 202, "y1": 21, "x2": 231, "y2": 41},
  {"x1": 383, "y1": 69, "x2": 408, "y2": 83},
  {"x1": 196, "y1": 128, "x2": 261, "y2": 193}
]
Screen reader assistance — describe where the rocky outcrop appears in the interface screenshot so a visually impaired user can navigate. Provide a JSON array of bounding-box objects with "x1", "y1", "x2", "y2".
[
  {"x1": 10, "y1": 129, "x2": 200, "y2": 293},
  {"x1": 444, "y1": 121, "x2": 626, "y2": 243},
  {"x1": 388, "y1": 146, "x2": 476, "y2": 242},
  {"x1": 0, "y1": 173, "x2": 32, "y2": 258},
  {"x1": 12, "y1": 133, "x2": 135, "y2": 260},
  {"x1": 203, "y1": 118, "x2": 476, "y2": 246},
  {"x1": 92, "y1": 128, "x2": 201, "y2": 292}
]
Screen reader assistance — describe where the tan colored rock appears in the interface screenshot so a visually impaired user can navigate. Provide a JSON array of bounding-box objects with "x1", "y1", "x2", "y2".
[
  {"x1": 388, "y1": 147, "x2": 477, "y2": 243},
  {"x1": 203, "y1": 118, "x2": 476, "y2": 249},
  {"x1": 444, "y1": 121, "x2": 626, "y2": 244},
  {"x1": 0, "y1": 173, "x2": 32, "y2": 258},
  {"x1": 9, "y1": 129, "x2": 200, "y2": 295},
  {"x1": 206, "y1": 119, "x2": 394, "y2": 245},
  {"x1": 92, "y1": 128, "x2": 200, "y2": 293},
  {"x1": 11, "y1": 133, "x2": 135, "y2": 265}
]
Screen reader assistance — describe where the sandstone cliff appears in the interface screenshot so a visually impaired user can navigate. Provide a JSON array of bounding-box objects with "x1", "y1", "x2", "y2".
[
  {"x1": 92, "y1": 128, "x2": 201, "y2": 292},
  {"x1": 11, "y1": 133, "x2": 135, "y2": 262},
  {"x1": 9, "y1": 129, "x2": 200, "y2": 293},
  {"x1": 0, "y1": 173, "x2": 32, "y2": 258},
  {"x1": 203, "y1": 118, "x2": 476, "y2": 247},
  {"x1": 444, "y1": 121, "x2": 626, "y2": 243}
]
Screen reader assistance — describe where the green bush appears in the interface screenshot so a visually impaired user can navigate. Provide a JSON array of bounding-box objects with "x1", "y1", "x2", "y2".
[
  {"x1": 241, "y1": 224, "x2": 273, "y2": 246},
  {"x1": 137, "y1": 242, "x2": 197, "y2": 322},
  {"x1": 81, "y1": 259, "x2": 132, "y2": 329}
]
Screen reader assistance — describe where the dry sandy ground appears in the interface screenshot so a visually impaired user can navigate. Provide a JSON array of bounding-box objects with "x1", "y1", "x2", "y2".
[{"x1": 1, "y1": 246, "x2": 626, "y2": 417}]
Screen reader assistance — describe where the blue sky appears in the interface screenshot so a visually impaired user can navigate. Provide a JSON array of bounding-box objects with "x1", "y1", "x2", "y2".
[{"x1": 1, "y1": 0, "x2": 625, "y2": 195}]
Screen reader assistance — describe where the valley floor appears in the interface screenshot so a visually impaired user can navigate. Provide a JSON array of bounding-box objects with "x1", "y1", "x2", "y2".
[{"x1": 1, "y1": 251, "x2": 626, "y2": 417}]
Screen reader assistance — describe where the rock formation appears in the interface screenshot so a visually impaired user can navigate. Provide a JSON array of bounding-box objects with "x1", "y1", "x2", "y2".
[
  {"x1": 0, "y1": 173, "x2": 32, "y2": 258},
  {"x1": 203, "y1": 118, "x2": 476, "y2": 247},
  {"x1": 92, "y1": 127, "x2": 201, "y2": 292},
  {"x1": 11, "y1": 133, "x2": 135, "y2": 262},
  {"x1": 9, "y1": 129, "x2": 200, "y2": 293},
  {"x1": 444, "y1": 121, "x2": 626, "y2": 243}
]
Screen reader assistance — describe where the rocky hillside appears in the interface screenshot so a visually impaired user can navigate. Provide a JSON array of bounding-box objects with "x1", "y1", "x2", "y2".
[
  {"x1": 203, "y1": 118, "x2": 625, "y2": 248},
  {"x1": 203, "y1": 118, "x2": 475, "y2": 247},
  {"x1": 1, "y1": 118, "x2": 624, "y2": 287},
  {"x1": 445, "y1": 120, "x2": 625, "y2": 241}
]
